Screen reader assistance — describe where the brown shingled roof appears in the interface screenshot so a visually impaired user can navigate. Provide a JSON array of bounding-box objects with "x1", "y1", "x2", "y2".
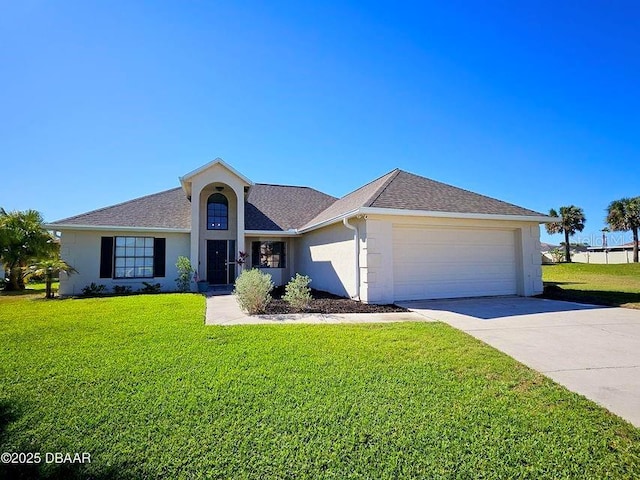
[
  {"x1": 369, "y1": 170, "x2": 544, "y2": 216},
  {"x1": 245, "y1": 184, "x2": 336, "y2": 230},
  {"x1": 301, "y1": 170, "x2": 398, "y2": 228},
  {"x1": 49, "y1": 188, "x2": 191, "y2": 230},
  {"x1": 49, "y1": 168, "x2": 545, "y2": 232},
  {"x1": 49, "y1": 184, "x2": 337, "y2": 231},
  {"x1": 302, "y1": 169, "x2": 545, "y2": 229}
]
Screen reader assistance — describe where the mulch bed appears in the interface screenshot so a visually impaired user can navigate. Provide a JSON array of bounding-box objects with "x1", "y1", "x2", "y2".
[{"x1": 264, "y1": 287, "x2": 408, "y2": 315}]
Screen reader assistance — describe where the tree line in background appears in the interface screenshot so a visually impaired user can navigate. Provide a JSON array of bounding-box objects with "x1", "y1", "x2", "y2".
[
  {"x1": 0, "y1": 209, "x2": 76, "y2": 297},
  {"x1": 546, "y1": 196, "x2": 640, "y2": 263}
]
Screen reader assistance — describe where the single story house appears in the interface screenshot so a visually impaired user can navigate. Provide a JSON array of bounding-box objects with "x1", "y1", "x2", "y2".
[{"x1": 47, "y1": 159, "x2": 551, "y2": 303}]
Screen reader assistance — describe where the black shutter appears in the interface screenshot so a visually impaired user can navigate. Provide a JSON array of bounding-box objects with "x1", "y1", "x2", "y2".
[
  {"x1": 279, "y1": 242, "x2": 286, "y2": 268},
  {"x1": 100, "y1": 237, "x2": 114, "y2": 278},
  {"x1": 153, "y1": 238, "x2": 166, "y2": 278},
  {"x1": 252, "y1": 241, "x2": 260, "y2": 267}
]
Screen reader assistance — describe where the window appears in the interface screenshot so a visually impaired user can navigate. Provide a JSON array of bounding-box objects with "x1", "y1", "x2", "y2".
[
  {"x1": 114, "y1": 237, "x2": 154, "y2": 278},
  {"x1": 207, "y1": 193, "x2": 228, "y2": 230},
  {"x1": 252, "y1": 241, "x2": 286, "y2": 268}
]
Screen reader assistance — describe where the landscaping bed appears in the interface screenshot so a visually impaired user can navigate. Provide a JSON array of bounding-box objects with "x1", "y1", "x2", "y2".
[{"x1": 264, "y1": 286, "x2": 408, "y2": 314}]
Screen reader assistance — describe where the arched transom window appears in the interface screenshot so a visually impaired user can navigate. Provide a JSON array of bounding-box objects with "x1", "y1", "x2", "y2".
[{"x1": 207, "y1": 193, "x2": 228, "y2": 230}]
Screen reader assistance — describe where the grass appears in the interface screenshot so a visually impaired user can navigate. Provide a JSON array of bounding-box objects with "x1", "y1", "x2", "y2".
[
  {"x1": 0, "y1": 281, "x2": 56, "y2": 297},
  {"x1": 1, "y1": 294, "x2": 639, "y2": 479},
  {"x1": 542, "y1": 263, "x2": 640, "y2": 308}
]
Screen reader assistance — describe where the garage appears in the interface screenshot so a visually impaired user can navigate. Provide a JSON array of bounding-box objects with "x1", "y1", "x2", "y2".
[{"x1": 392, "y1": 225, "x2": 518, "y2": 300}]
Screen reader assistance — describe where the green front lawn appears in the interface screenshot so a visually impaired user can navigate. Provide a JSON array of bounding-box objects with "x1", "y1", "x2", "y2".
[
  {"x1": 0, "y1": 281, "x2": 57, "y2": 297},
  {"x1": 542, "y1": 263, "x2": 640, "y2": 308},
  {"x1": 1, "y1": 294, "x2": 638, "y2": 479}
]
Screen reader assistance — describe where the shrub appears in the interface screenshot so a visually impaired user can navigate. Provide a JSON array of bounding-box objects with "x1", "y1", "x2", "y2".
[
  {"x1": 139, "y1": 282, "x2": 162, "y2": 294},
  {"x1": 113, "y1": 285, "x2": 133, "y2": 295},
  {"x1": 81, "y1": 283, "x2": 106, "y2": 296},
  {"x1": 550, "y1": 247, "x2": 565, "y2": 263},
  {"x1": 233, "y1": 269, "x2": 273, "y2": 315},
  {"x1": 283, "y1": 273, "x2": 312, "y2": 311},
  {"x1": 175, "y1": 256, "x2": 194, "y2": 292}
]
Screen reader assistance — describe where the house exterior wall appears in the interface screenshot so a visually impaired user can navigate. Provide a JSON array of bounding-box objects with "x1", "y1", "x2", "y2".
[
  {"x1": 361, "y1": 215, "x2": 543, "y2": 303},
  {"x1": 294, "y1": 220, "x2": 365, "y2": 298},
  {"x1": 519, "y1": 223, "x2": 543, "y2": 296},
  {"x1": 187, "y1": 162, "x2": 247, "y2": 281},
  {"x1": 58, "y1": 229, "x2": 190, "y2": 296},
  {"x1": 360, "y1": 218, "x2": 393, "y2": 304}
]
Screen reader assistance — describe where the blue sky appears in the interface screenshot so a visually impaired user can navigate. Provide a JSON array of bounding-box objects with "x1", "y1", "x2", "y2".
[{"x1": 1, "y1": 1, "x2": 638, "y2": 246}]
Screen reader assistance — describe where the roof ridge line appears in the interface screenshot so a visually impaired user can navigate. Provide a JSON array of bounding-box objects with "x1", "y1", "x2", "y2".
[
  {"x1": 253, "y1": 183, "x2": 337, "y2": 198},
  {"x1": 364, "y1": 169, "x2": 401, "y2": 207},
  {"x1": 336, "y1": 168, "x2": 398, "y2": 199},
  {"x1": 50, "y1": 187, "x2": 183, "y2": 224},
  {"x1": 254, "y1": 182, "x2": 308, "y2": 188}
]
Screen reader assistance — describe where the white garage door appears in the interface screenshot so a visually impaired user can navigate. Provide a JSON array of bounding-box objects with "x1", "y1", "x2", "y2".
[{"x1": 393, "y1": 225, "x2": 518, "y2": 300}]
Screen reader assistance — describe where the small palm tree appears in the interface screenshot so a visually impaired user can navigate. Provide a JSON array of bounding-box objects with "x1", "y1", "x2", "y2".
[
  {"x1": 0, "y1": 209, "x2": 57, "y2": 290},
  {"x1": 546, "y1": 206, "x2": 586, "y2": 263},
  {"x1": 606, "y1": 197, "x2": 640, "y2": 263},
  {"x1": 28, "y1": 258, "x2": 77, "y2": 299}
]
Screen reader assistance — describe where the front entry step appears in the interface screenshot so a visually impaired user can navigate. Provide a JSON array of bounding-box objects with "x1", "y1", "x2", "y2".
[{"x1": 206, "y1": 284, "x2": 234, "y2": 296}]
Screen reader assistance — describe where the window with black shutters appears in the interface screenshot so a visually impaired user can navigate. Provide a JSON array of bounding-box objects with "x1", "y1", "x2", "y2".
[
  {"x1": 251, "y1": 241, "x2": 286, "y2": 268},
  {"x1": 113, "y1": 237, "x2": 154, "y2": 278}
]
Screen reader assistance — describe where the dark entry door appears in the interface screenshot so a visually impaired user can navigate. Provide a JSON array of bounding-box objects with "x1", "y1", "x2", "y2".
[{"x1": 207, "y1": 240, "x2": 228, "y2": 285}]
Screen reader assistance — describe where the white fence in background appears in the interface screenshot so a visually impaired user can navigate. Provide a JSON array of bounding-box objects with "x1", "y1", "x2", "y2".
[{"x1": 571, "y1": 250, "x2": 634, "y2": 264}]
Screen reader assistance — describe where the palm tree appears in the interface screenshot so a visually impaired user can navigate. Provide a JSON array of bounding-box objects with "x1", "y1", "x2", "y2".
[
  {"x1": 0, "y1": 209, "x2": 58, "y2": 290},
  {"x1": 546, "y1": 206, "x2": 586, "y2": 263},
  {"x1": 28, "y1": 257, "x2": 77, "y2": 299},
  {"x1": 606, "y1": 197, "x2": 640, "y2": 263}
]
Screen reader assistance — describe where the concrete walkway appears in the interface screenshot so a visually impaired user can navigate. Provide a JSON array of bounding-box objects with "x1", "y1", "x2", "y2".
[
  {"x1": 399, "y1": 297, "x2": 640, "y2": 428},
  {"x1": 204, "y1": 293, "x2": 429, "y2": 325}
]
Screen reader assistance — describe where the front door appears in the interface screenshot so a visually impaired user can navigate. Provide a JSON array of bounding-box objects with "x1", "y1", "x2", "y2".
[{"x1": 207, "y1": 240, "x2": 228, "y2": 285}]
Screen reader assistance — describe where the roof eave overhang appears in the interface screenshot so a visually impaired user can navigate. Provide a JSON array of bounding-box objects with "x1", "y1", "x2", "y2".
[
  {"x1": 179, "y1": 177, "x2": 192, "y2": 199},
  {"x1": 298, "y1": 207, "x2": 556, "y2": 233},
  {"x1": 360, "y1": 207, "x2": 556, "y2": 223},
  {"x1": 244, "y1": 230, "x2": 301, "y2": 237},
  {"x1": 45, "y1": 224, "x2": 191, "y2": 233},
  {"x1": 296, "y1": 209, "x2": 361, "y2": 233}
]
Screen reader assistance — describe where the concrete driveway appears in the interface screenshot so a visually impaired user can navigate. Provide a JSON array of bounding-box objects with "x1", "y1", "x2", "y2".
[{"x1": 398, "y1": 297, "x2": 640, "y2": 428}]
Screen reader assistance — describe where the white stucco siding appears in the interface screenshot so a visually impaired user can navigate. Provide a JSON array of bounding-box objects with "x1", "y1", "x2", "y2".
[
  {"x1": 294, "y1": 221, "x2": 364, "y2": 298},
  {"x1": 58, "y1": 229, "x2": 190, "y2": 296},
  {"x1": 521, "y1": 224, "x2": 543, "y2": 296},
  {"x1": 363, "y1": 216, "x2": 543, "y2": 303}
]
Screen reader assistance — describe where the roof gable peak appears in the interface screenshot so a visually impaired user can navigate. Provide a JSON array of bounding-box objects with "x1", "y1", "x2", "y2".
[
  {"x1": 180, "y1": 158, "x2": 253, "y2": 184},
  {"x1": 179, "y1": 157, "x2": 253, "y2": 198}
]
